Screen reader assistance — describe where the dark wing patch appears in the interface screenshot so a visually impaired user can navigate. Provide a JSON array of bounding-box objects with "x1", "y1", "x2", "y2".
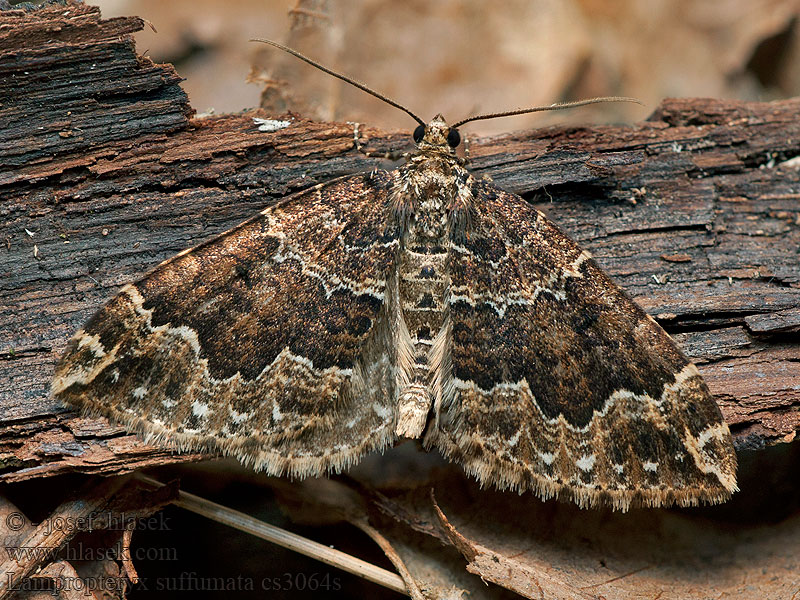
[
  {"x1": 430, "y1": 180, "x2": 737, "y2": 510},
  {"x1": 53, "y1": 171, "x2": 401, "y2": 477}
]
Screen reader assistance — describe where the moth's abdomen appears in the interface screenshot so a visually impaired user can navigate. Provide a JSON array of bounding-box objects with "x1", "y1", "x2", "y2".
[{"x1": 395, "y1": 244, "x2": 449, "y2": 437}]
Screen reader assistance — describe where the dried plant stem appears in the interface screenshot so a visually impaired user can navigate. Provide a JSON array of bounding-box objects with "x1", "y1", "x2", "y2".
[
  {"x1": 121, "y1": 525, "x2": 139, "y2": 583},
  {"x1": 134, "y1": 474, "x2": 408, "y2": 596},
  {"x1": 352, "y1": 518, "x2": 428, "y2": 600},
  {"x1": 0, "y1": 476, "x2": 128, "y2": 600}
]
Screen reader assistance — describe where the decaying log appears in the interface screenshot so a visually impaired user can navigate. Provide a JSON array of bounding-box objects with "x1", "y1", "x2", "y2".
[{"x1": 1, "y1": 1, "x2": 799, "y2": 483}]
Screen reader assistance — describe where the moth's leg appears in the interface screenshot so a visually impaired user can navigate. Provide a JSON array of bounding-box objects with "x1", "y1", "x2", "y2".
[{"x1": 352, "y1": 122, "x2": 407, "y2": 161}]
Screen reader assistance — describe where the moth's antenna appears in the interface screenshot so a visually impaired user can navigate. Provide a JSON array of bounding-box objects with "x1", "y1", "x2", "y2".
[
  {"x1": 251, "y1": 38, "x2": 426, "y2": 126},
  {"x1": 451, "y1": 97, "x2": 643, "y2": 128}
]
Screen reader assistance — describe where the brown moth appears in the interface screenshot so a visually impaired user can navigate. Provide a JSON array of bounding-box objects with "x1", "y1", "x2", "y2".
[{"x1": 52, "y1": 40, "x2": 737, "y2": 511}]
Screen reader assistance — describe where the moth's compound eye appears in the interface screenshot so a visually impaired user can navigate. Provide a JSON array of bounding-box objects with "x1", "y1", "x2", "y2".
[
  {"x1": 413, "y1": 125, "x2": 425, "y2": 143},
  {"x1": 447, "y1": 128, "x2": 461, "y2": 148}
]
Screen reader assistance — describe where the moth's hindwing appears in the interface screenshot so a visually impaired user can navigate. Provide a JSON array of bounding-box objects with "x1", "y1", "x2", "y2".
[
  {"x1": 428, "y1": 181, "x2": 738, "y2": 510},
  {"x1": 53, "y1": 172, "x2": 401, "y2": 478}
]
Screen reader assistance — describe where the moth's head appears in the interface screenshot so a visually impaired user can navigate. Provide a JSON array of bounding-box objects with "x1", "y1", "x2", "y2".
[{"x1": 412, "y1": 114, "x2": 461, "y2": 154}]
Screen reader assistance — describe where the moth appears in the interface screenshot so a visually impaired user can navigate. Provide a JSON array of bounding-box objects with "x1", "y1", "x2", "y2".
[{"x1": 53, "y1": 40, "x2": 737, "y2": 511}]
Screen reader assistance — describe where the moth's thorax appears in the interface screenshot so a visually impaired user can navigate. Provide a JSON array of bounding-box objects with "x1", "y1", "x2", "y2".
[
  {"x1": 393, "y1": 114, "x2": 467, "y2": 241},
  {"x1": 401, "y1": 157, "x2": 461, "y2": 239}
]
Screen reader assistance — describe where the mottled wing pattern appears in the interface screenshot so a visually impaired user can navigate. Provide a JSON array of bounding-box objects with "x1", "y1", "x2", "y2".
[
  {"x1": 53, "y1": 171, "x2": 400, "y2": 477},
  {"x1": 430, "y1": 181, "x2": 738, "y2": 509}
]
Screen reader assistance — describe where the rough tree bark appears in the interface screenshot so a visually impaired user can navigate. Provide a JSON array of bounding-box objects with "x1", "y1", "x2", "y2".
[{"x1": 1, "y1": 2, "x2": 799, "y2": 484}]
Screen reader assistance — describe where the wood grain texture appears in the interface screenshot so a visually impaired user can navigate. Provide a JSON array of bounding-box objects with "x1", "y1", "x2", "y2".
[{"x1": 1, "y1": 1, "x2": 798, "y2": 483}]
